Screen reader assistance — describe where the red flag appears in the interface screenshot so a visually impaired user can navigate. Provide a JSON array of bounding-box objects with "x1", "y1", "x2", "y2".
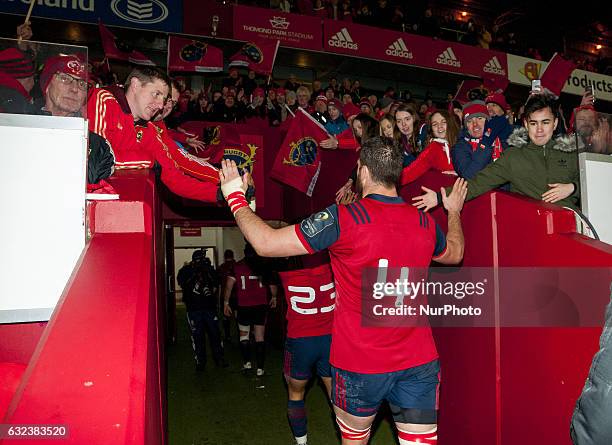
[
  {"x1": 98, "y1": 22, "x2": 155, "y2": 66},
  {"x1": 229, "y1": 38, "x2": 280, "y2": 75},
  {"x1": 271, "y1": 108, "x2": 330, "y2": 196},
  {"x1": 483, "y1": 76, "x2": 509, "y2": 94},
  {"x1": 197, "y1": 124, "x2": 241, "y2": 164},
  {"x1": 540, "y1": 52, "x2": 577, "y2": 97},
  {"x1": 167, "y1": 36, "x2": 223, "y2": 73},
  {"x1": 453, "y1": 79, "x2": 488, "y2": 104}
]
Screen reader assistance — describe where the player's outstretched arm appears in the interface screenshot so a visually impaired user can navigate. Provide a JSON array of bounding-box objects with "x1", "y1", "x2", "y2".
[
  {"x1": 219, "y1": 160, "x2": 308, "y2": 258},
  {"x1": 434, "y1": 178, "x2": 467, "y2": 265}
]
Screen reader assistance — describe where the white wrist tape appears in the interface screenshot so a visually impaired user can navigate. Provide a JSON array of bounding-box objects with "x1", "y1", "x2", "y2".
[{"x1": 221, "y1": 176, "x2": 244, "y2": 199}]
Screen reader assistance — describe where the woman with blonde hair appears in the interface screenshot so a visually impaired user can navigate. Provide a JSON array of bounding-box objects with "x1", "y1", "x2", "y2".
[{"x1": 399, "y1": 109, "x2": 459, "y2": 185}]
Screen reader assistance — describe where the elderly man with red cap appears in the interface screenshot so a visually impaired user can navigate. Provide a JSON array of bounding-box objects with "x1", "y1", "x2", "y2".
[
  {"x1": 39, "y1": 54, "x2": 89, "y2": 117},
  {"x1": 0, "y1": 47, "x2": 35, "y2": 114},
  {"x1": 450, "y1": 99, "x2": 513, "y2": 179},
  {"x1": 35, "y1": 54, "x2": 114, "y2": 185}
]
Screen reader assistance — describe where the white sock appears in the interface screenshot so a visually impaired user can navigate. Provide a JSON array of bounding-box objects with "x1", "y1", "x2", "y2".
[{"x1": 295, "y1": 434, "x2": 307, "y2": 444}]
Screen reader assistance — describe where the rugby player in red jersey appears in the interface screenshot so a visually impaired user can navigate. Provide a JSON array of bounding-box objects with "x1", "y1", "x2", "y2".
[
  {"x1": 279, "y1": 253, "x2": 335, "y2": 445},
  {"x1": 223, "y1": 244, "x2": 278, "y2": 377},
  {"x1": 219, "y1": 136, "x2": 466, "y2": 445}
]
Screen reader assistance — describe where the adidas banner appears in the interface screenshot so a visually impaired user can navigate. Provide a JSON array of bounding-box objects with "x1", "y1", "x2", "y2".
[
  {"x1": 233, "y1": 5, "x2": 322, "y2": 51},
  {"x1": 270, "y1": 108, "x2": 330, "y2": 197},
  {"x1": 168, "y1": 36, "x2": 223, "y2": 73},
  {"x1": 323, "y1": 20, "x2": 508, "y2": 81}
]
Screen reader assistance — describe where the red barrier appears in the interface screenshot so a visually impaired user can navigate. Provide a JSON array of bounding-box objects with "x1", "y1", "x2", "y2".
[
  {"x1": 1, "y1": 170, "x2": 166, "y2": 445},
  {"x1": 408, "y1": 183, "x2": 612, "y2": 445}
]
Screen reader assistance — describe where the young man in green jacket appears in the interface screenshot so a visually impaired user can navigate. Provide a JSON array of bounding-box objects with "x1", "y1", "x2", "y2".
[{"x1": 414, "y1": 93, "x2": 581, "y2": 211}]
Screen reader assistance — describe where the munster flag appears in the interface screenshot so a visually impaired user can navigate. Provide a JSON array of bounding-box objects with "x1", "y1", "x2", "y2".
[
  {"x1": 540, "y1": 53, "x2": 577, "y2": 97},
  {"x1": 167, "y1": 36, "x2": 223, "y2": 73},
  {"x1": 271, "y1": 108, "x2": 330, "y2": 196},
  {"x1": 229, "y1": 38, "x2": 280, "y2": 75},
  {"x1": 99, "y1": 22, "x2": 154, "y2": 66}
]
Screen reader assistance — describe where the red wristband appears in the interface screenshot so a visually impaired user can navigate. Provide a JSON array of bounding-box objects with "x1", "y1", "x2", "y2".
[{"x1": 227, "y1": 191, "x2": 249, "y2": 215}]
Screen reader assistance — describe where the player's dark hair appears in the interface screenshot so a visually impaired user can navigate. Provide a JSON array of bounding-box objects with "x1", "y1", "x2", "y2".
[
  {"x1": 359, "y1": 136, "x2": 403, "y2": 187},
  {"x1": 523, "y1": 92, "x2": 559, "y2": 122},
  {"x1": 125, "y1": 67, "x2": 169, "y2": 92}
]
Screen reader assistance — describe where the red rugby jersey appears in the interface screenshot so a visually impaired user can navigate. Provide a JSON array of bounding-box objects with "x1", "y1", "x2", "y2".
[
  {"x1": 232, "y1": 260, "x2": 268, "y2": 307},
  {"x1": 279, "y1": 263, "x2": 335, "y2": 339},
  {"x1": 295, "y1": 194, "x2": 446, "y2": 373}
]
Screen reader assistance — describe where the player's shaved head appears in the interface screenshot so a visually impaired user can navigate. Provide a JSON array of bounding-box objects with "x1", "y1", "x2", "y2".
[{"x1": 359, "y1": 136, "x2": 403, "y2": 188}]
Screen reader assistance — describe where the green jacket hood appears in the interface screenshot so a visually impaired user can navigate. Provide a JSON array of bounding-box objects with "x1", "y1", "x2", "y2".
[{"x1": 506, "y1": 127, "x2": 583, "y2": 153}]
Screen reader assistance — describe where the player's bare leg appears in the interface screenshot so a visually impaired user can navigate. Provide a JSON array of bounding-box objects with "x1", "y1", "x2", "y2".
[
  {"x1": 395, "y1": 421, "x2": 437, "y2": 444},
  {"x1": 333, "y1": 405, "x2": 375, "y2": 445},
  {"x1": 238, "y1": 323, "x2": 251, "y2": 370},
  {"x1": 253, "y1": 323, "x2": 266, "y2": 376}
]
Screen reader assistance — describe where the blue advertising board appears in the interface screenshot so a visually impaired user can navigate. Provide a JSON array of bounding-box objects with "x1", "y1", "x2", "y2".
[{"x1": 0, "y1": 0, "x2": 182, "y2": 32}]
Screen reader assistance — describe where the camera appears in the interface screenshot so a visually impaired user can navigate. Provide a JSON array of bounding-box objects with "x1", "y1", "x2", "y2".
[{"x1": 531, "y1": 79, "x2": 542, "y2": 93}]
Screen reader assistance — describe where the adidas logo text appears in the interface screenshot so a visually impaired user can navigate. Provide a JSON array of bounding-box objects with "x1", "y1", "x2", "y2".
[
  {"x1": 385, "y1": 38, "x2": 413, "y2": 59},
  {"x1": 328, "y1": 28, "x2": 358, "y2": 50},
  {"x1": 483, "y1": 56, "x2": 505, "y2": 75},
  {"x1": 436, "y1": 47, "x2": 461, "y2": 67}
]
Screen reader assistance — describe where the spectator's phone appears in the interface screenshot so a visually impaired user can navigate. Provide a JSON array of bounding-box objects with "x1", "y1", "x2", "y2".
[
  {"x1": 531, "y1": 79, "x2": 542, "y2": 93},
  {"x1": 586, "y1": 85, "x2": 595, "y2": 100}
]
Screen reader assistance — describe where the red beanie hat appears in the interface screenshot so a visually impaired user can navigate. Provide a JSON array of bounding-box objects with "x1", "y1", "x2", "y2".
[
  {"x1": 252, "y1": 87, "x2": 265, "y2": 98},
  {"x1": 462, "y1": 100, "x2": 488, "y2": 122},
  {"x1": 40, "y1": 55, "x2": 87, "y2": 94},
  {"x1": 0, "y1": 48, "x2": 34, "y2": 79},
  {"x1": 327, "y1": 99, "x2": 343, "y2": 112},
  {"x1": 342, "y1": 102, "x2": 360, "y2": 119},
  {"x1": 485, "y1": 92, "x2": 510, "y2": 111}
]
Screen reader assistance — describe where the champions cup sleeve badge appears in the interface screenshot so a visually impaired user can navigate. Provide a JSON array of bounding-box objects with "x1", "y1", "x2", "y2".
[
  {"x1": 283, "y1": 137, "x2": 318, "y2": 166},
  {"x1": 223, "y1": 143, "x2": 258, "y2": 173},
  {"x1": 180, "y1": 41, "x2": 207, "y2": 63},
  {"x1": 241, "y1": 43, "x2": 264, "y2": 65}
]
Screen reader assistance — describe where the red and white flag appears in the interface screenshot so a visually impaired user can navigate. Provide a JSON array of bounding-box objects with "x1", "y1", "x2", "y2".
[
  {"x1": 98, "y1": 22, "x2": 155, "y2": 66},
  {"x1": 271, "y1": 108, "x2": 330, "y2": 196},
  {"x1": 229, "y1": 38, "x2": 280, "y2": 75},
  {"x1": 167, "y1": 36, "x2": 223, "y2": 73},
  {"x1": 540, "y1": 52, "x2": 577, "y2": 97}
]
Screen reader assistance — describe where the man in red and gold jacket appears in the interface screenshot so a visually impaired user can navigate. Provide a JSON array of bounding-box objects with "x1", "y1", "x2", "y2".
[{"x1": 88, "y1": 67, "x2": 219, "y2": 202}]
